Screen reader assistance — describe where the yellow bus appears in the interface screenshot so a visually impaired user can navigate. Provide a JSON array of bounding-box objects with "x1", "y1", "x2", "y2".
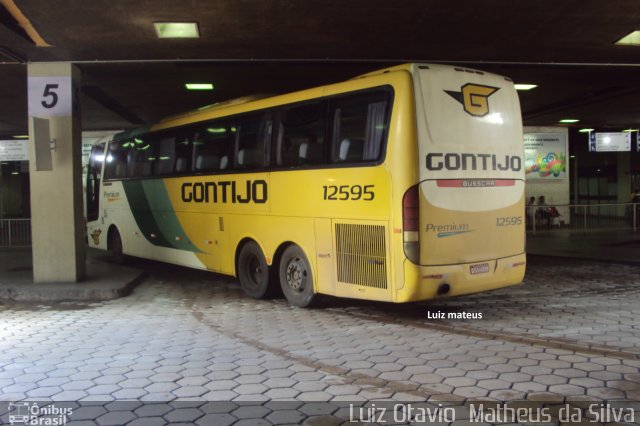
[{"x1": 86, "y1": 63, "x2": 526, "y2": 307}]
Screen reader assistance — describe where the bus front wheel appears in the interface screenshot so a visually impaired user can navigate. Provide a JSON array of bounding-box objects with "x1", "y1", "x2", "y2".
[
  {"x1": 108, "y1": 227, "x2": 125, "y2": 264},
  {"x1": 237, "y1": 242, "x2": 270, "y2": 299},
  {"x1": 279, "y1": 245, "x2": 316, "y2": 308}
]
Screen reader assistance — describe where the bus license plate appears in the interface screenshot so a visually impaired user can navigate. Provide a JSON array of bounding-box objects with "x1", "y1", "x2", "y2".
[{"x1": 470, "y1": 263, "x2": 490, "y2": 275}]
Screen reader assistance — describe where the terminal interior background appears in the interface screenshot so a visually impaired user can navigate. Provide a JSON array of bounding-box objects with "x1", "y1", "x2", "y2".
[
  {"x1": 1, "y1": 1, "x2": 640, "y2": 421},
  {"x1": 1, "y1": 2, "x2": 640, "y2": 217}
]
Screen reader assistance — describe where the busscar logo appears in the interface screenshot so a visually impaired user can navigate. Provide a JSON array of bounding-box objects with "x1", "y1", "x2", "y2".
[{"x1": 445, "y1": 83, "x2": 499, "y2": 117}]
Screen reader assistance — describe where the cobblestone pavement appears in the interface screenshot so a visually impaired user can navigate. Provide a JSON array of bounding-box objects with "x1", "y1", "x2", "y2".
[{"x1": 0, "y1": 256, "x2": 639, "y2": 425}]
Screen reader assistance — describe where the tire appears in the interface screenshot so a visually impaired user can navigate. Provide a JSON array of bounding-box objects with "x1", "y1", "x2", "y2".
[
  {"x1": 279, "y1": 245, "x2": 316, "y2": 307},
  {"x1": 237, "y1": 241, "x2": 270, "y2": 299},
  {"x1": 108, "y1": 228, "x2": 125, "y2": 264}
]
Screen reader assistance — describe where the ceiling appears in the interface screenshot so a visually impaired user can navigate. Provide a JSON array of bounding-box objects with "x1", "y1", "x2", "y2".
[{"x1": 2, "y1": 0, "x2": 640, "y2": 136}]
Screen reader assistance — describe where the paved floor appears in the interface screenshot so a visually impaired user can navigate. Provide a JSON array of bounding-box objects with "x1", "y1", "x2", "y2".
[
  {"x1": 0, "y1": 254, "x2": 639, "y2": 425},
  {"x1": 0, "y1": 248, "x2": 143, "y2": 302}
]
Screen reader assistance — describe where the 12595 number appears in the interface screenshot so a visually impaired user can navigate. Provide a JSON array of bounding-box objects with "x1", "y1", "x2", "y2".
[
  {"x1": 496, "y1": 216, "x2": 522, "y2": 226},
  {"x1": 323, "y1": 185, "x2": 375, "y2": 201}
]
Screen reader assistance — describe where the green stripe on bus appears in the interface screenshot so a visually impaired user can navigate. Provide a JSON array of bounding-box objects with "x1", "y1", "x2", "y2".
[
  {"x1": 143, "y1": 180, "x2": 203, "y2": 253},
  {"x1": 122, "y1": 180, "x2": 174, "y2": 249}
]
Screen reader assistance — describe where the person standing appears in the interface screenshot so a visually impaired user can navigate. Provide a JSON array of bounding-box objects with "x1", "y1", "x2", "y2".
[
  {"x1": 536, "y1": 195, "x2": 550, "y2": 228},
  {"x1": 526, "y1": 196, "x2": 536, "y2": 228}
]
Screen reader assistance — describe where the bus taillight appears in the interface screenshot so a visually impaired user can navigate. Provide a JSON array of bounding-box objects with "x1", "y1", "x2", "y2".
[{"x1": 403, "y1": 184, "x2": 420, "y2": 263}]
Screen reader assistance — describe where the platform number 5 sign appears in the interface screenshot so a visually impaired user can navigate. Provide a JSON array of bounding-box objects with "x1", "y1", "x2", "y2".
[{"x1": 28, "y1": 76, "x2": 73, "y2": 117}]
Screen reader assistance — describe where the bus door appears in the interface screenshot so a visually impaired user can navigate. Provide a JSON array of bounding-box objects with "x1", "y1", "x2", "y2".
[{"x1": 86, "y1": 142, "x2": 105, "y2": 222}]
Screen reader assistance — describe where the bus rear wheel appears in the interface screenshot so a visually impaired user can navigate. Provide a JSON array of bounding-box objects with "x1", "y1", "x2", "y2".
[
  {"x1": 237, "y1": 241, "x2": 270, "y2": 299},
  {"x1": 279, "y1": 245, "x2": 316, "y2": 308}
]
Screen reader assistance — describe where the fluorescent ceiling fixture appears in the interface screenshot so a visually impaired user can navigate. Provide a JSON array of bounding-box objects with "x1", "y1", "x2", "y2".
[
  {"x1": 154, "y1": 22, "x2": 200, "y2": 39},
  {"x1": 622, "y1": 128, "x2": 638, "y2": 132},
  {"x1": 615, "y1": 30, "x2": 640, "y2": 46},
  {"x1": 11, "y1": 171, "x2": 19, "y2": 175},
  {"x1": 559, "y1": 119, "x2": 579, "y2": 123},
  {"x1": 578, "y1": 128, "x2": 594, "y2": 133},
  {"x1": 13, "y1": 135, "x2": 28, "y2": 139},
  {"x1": 185, "y1": 83, "x2": 214, "y2": 91},
  {"x1": 514, "y1": 84, "x2": 538, "y2": 91}
]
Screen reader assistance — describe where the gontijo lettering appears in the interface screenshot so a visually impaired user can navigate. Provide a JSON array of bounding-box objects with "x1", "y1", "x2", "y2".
[
  {"x1": 426, "y1": 153, "x2": 521, "y2": 172},
  {"x1": 181, "y1": 180, "x2": 267, "y2": 204}
]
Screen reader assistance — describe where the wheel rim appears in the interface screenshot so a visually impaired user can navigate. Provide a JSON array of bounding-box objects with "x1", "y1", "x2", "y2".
[{"x1": 285, "y1": 256, "x2": 307, "y2": 293}]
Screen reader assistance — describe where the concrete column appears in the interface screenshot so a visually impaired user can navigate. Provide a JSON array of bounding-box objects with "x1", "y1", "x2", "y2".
[
  {"x1": 617, "y1": 152, "x2": 631, "y2": 203},
  {"x1": 27, "y1": 62, "x2": 85, "y2": 282}
]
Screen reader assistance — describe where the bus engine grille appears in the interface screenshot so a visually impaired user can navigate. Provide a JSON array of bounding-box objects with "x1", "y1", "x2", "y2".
[{"x1": 335, "y1": 223, "x2": 388, "y2": 289}]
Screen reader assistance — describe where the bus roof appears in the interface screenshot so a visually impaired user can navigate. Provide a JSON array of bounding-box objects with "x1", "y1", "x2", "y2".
[
  {"x1": 151, "y1": 63, "x2": 500, "y2": 132},
  {"x1": 112, "y1": 126, "x2": 151, "y2": 142},
  {"x1": 157, "y1": 94, "x2": 274, "y2": 125}
]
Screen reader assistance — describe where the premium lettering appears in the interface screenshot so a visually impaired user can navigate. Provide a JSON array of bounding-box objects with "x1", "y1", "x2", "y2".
[
  {"x1": 181, "y1": 180, "x2": 268, "y2": 204},
  {"x1": 426, "y1": 153, "x2": 521, "y2": 172}
]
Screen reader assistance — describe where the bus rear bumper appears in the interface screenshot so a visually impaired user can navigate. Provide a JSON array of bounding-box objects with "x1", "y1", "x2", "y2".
[{"x1": 398, "y1": 253, "x2": 526, "y2": 303}]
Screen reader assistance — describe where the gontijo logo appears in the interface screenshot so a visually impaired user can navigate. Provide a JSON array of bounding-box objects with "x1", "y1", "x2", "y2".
[{"x1": 445, "y1": 83, "x2": 499, "y2": 117}]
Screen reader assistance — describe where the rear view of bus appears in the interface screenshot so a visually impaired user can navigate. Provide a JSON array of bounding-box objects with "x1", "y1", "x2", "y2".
[{"x1": 401, "y1": 64, "x2": 525, "y2": 301}]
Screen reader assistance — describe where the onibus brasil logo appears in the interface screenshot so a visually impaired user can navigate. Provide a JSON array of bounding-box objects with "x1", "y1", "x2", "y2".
[{"x1": 7, "y1": 402, "x2": 72, "y2": 425}]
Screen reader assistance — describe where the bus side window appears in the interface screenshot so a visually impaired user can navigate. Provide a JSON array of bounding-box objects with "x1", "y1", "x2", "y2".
[
  {"x1": 127, "y1": 137, "x2": 153, "y2": 177},
  {"x1": 153, "y1": 136, "x2": 176, "y2": 176},
  {"x1": 235, "y1": 113, "x2": 271, "y2": 169},
  {"x1": 193, "y1": 122, "x2": 234, "y2": 172},
  {"x1": 105, "y1": 140, "x2": 129, "y2": 179},
  {"x1": 276, "y1": 101, "x2": 326, "y2": 167},
  {"x1": 175, "y1": 136, "x2": 192, "y2": 173},
  {"x1": 330, "y1": 91, "x2": 390, "y2": 163}
]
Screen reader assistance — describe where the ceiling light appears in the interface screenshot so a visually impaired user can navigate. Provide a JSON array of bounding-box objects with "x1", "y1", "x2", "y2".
[
  {"x1": 514, "y1": 84, "x2": 538, "y2": 91},
  {"x1": 11, "y1": 171, "x2": 19, "y2": 175},
  {"x1": 622, "y1": 128, "x2": 638, "y2": 132},
  {"x1": 559, "y1": 119, "x2": 579, "y2": 124},
  {"x1": 185, "y1": 83, "x2": 214, "y2": 91},
  {"x1": 154, "y1": 22, "x2": 200, "y2": 39},
  {"x1": 615, "y1": 30, "x2": 640, "y2": 46},
  {"x1": 578, "y1": 128, "x2": 594, "y2": 133},
  {"x1": 12, "y1": 135, "x2": 29, "y2": 139}
]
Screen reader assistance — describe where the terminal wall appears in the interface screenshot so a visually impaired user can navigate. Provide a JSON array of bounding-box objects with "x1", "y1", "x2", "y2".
[{"x1": 523, "y1": 126, "x2": 570, "y2": 207}]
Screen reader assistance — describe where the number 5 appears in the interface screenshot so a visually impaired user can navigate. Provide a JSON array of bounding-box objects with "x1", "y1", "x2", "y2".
[{"x1": 41, "y1": 84, "x2": 59, "y2": 109}]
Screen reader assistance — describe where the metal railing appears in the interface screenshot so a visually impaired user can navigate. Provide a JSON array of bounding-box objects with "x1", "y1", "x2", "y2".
[
  {"x1": 527, "y1": 203, "x2": 638, "y2": 234},
  {"x1": 0, "y1": 219, "x2": 32, "y2": 247}
]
